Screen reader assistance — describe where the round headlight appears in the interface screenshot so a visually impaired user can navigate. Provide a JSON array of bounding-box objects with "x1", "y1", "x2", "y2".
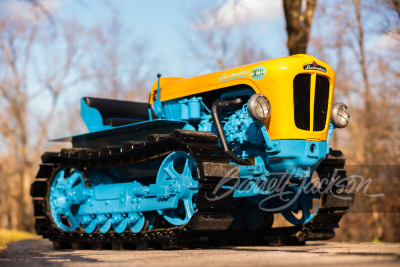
[
  {"x1": 248, "y1": 94, "x2": 271, "y2": 121},
  {"x1": 331, "y1": 102, "x2": 350, "y2": 128}
]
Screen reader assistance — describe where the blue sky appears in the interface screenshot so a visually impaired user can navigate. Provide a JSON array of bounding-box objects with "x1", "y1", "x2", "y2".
[{"x1": 54, "y1": 0, "x2": 289, "y2": 77}]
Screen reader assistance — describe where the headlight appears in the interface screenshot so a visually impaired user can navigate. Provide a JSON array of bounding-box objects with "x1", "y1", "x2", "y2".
[
  {"x1": 248, "y1": 94, "x2": 271, "y2": 121},
  {"x1": 331, "y1": 102, "x2": 350, "y2": 128}
]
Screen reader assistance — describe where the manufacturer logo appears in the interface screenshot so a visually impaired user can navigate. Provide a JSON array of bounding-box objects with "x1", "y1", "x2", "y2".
[
  {"x1": 218, "y1": 69, "x2": 251, "y2": 82},
  {"x1": 251, "y1": 66, "x2": 265, "y2": 80},
  {"x1": 303, "y1": 61, "x2": 327, "y2": 73}
]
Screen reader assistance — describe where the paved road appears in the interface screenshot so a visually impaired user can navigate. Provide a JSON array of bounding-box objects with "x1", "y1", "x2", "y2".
[{"x1": 1, "y1": 238, "x2": 399, "y2": 267}]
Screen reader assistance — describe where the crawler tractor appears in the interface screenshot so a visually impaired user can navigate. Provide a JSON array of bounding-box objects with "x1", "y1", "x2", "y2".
[{"x1": 31, "y1": 55, "x2": 354, "y2": 250}]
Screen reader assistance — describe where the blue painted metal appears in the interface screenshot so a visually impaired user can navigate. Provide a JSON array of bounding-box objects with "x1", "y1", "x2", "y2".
[
  {"x1": 326, "y1": 121, "x2": 335, "y2": 154},
  {"x1": 127, "y1": 212, "x2": 145, "y2": 233},
  {"x1": 49, "y1": 152, "x2": 200, "y2": 234},
  {"x1": 281, "y1": 189, "x2": 320, "y2": 225},
  {"x1": 256, "y1": 122, "x2": 280, "y2": 153},
  {"x1": 267, "y1": 140, "x2": 326, "y2": 175},
  {"x1": 112, "y1": 214, "x2": 128, "y2": 233},
  {"x1": 153, "y1": 74, "x2": 165, "y2": 119},
  {"x1": 179, "y1": 97, "x2": 202, "y2": 120},
  {"x1": 97, "y1": 214, "x2": 112, "y2": 233},
  {"x1": 156, "y1": 152, "x2": 199, "y2": 225},
  {"x1": 78, "y1": 180, "x2": 182, "y2": 215},
  {"x1": 163, "y1": 97, "x2": 209, "y2": 124},
  {"x1": 199, "y1": 114, "x2": 213, "y2": 132},
  {"x1": 163, "y1": 99, "x2": 181, "y2": 120},
  {"x1": 223, "y1": 104, "x2": 279, "y2": 154},
  {"x1": 223, "y1": 104, "x2": 255, "y2": 145},
  {"x1": 49, "y1": 167, "x2": 90, "y2": 231},
  {"x1": 81, "y1": 215, "x2": 97, "y2": 233},
  {"x1": 48, "y1": 93, "x2": 338, "y2": 233},
  {"x1": 80, "y1": 98, "x2": 113, "y2": 132}
]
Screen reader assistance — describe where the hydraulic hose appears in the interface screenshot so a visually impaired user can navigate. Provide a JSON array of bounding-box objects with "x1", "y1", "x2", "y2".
[{"x1": 211, "y1": 98, "x2": 252, "y2": 166}]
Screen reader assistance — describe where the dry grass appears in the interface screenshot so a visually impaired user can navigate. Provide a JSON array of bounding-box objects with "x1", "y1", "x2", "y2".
[{"x1": 0, "y1": 229, "x2": 36, "y2": 250}]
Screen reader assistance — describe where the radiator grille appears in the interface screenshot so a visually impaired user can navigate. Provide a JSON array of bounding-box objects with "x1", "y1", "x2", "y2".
[
  {"x1": 293, "y1": 74, "x2": 311, "y2": 130},
  {"x1": 313, "y1": 76, "x2": 330, "y2": 131}
]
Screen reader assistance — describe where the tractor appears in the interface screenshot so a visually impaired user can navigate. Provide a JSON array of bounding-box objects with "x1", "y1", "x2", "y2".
[{"x1": 31, "y1": 54, "x2": 354, "y2": 250}]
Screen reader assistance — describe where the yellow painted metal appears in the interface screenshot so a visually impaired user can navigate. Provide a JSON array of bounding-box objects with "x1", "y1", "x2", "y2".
[
  {"x1": 149, "y1": 54, "x2": 336, "y2": 141},
  {"x1": 310, "y1": 73, "x2": 317, "y2": 131}
]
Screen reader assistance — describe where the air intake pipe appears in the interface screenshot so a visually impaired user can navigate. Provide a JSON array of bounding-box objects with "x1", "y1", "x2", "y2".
[{"x1": 211, "y1": 98, "x2": 252, "y2": 166}]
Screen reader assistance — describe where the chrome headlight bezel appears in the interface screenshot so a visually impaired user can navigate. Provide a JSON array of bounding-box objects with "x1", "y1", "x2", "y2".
[
  {"x1": 248, "y1": 94, "x2": 271, "y2": 121},
  {"x1": 331, "y1": 102, "x2": 350, "y2": 128}
]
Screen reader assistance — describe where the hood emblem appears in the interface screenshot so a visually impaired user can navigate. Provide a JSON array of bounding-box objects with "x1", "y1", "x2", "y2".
[{"x1": 303, "y1": 61, "x2": 327, "y2": 73}]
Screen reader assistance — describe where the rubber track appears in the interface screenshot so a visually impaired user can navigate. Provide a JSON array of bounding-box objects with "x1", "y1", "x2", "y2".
[{"x1": 31, "y1": 130, "x2": 354, "y2": 249}]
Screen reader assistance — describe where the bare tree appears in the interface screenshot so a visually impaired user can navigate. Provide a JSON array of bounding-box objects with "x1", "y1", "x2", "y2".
[
  {"x1": 87, "y1": 17, "x2": 153, "y2": 101},
  {"x1": 283, "y1": 0, "x2": 317, "y2": 55},
  {"x1": 187, "y1": 6, "x2": 268, "y2": 74},
  {"x1": 0, "y1": 13, "x2": 89, "y2": 230},
  {"x1": 309, "y1": 0, "x2": 400, "y2": 242}
]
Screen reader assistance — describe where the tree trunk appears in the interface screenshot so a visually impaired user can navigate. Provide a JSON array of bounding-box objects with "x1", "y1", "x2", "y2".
[{"x1": 283, "y1": 0, "x2": 317, "y2": 55}]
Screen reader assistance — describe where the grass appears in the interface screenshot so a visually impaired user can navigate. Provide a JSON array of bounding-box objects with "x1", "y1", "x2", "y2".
[
  {"x1": 0, "y1": 228, "x2": 36, "y2": 250},
  {"x1": 372, "y1": 237, "x2": 383, "y2": 243}
]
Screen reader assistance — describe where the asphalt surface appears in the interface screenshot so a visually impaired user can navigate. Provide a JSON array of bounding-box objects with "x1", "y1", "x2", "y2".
[{"x1": 0, "y1": 238, "x2": 400, "y2": 267}]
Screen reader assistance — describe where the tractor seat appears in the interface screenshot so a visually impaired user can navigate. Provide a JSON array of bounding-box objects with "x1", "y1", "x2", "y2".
[
  {"x1": 83, "y1": 97, "x2": 149, "y2": 118},
  {"x1": 83, "y1": 97, "x2": 150, "y2": 126}
]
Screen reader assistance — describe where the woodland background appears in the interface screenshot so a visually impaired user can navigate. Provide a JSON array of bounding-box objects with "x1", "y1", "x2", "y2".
[{"x1": 0, "y1": 0, "x2": 399, "y2": 242}]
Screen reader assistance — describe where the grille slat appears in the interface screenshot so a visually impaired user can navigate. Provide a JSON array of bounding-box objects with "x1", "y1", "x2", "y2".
[
  {"x1": 313, "y1": 76, "x2": 330, "y2": 131},
  {"x1": 293, "y1": 74, "x2": 311, "y2": 130}
]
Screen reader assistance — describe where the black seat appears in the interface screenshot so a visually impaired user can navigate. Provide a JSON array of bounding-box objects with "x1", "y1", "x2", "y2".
[
  {"x1": 84, "y1": 97, "x2": 149, "y2": 119},
  {"x1": 83, "y1": 97, "x2": 151, "y2": 126}
]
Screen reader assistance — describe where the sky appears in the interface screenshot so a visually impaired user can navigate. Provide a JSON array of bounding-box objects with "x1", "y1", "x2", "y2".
[{"x1": 52, "y1": 0, "x2": 289, "y2": 77}]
